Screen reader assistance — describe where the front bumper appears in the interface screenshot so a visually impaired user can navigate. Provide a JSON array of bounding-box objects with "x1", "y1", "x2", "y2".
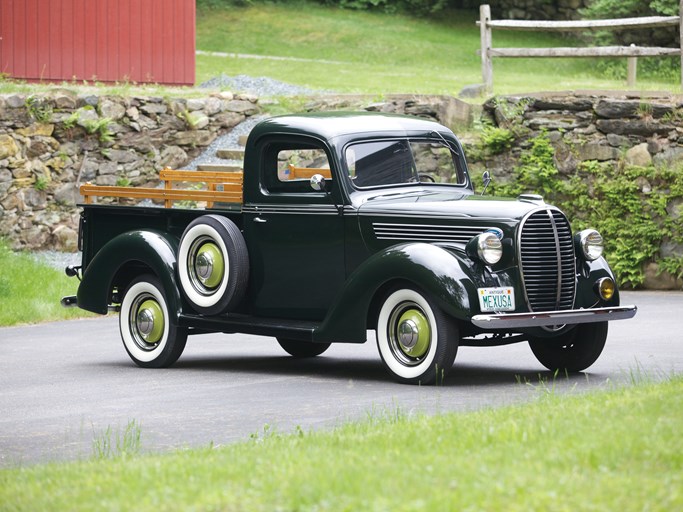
[{"x1": 471, "y1": 304, "x2": 637, "y2": 329}]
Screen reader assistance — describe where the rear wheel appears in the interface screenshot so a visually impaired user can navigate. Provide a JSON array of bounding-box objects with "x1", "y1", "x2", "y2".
[
  {"x1": 178, "y1": 215, "x2": 249, "y2": 316},
  {"x1": 119, "y1": 275, "x2": 188, "y2": 368},
  {"x1": 376, "y1": 287, "x2": 458, "y2": 385},
  {"x1": 277, "y1": 338, "x2": 331, "y2": 358},
  {"x1": 529, "y1": 322, "x2": 608, "y2": 373}
]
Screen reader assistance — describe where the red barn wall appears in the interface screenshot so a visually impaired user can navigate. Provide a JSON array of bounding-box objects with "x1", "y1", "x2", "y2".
[{"x1": 0, "y1": 0, "x2": 195, "y2": 85}]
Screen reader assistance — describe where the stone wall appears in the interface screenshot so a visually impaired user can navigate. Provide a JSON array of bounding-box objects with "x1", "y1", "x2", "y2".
[
  {"x1": 470, "y1": 91, "x2": 683, "y2": 289},
  {"x1": 0, "y1": 92, "x2": 259, "y2": 251}
]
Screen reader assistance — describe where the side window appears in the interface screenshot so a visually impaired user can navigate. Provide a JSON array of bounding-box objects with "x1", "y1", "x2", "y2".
[{"x1": 262, "y1": 141, "x2": 332, "y2": 194}]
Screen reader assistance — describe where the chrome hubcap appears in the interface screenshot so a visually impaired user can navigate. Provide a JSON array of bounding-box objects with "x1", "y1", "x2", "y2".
[
  {"x1": 388, "y1": 301, "x2": 431, "y2": 366},
  {"x1": 129, "y1": 296, "x2": 164, "y2": 349}
]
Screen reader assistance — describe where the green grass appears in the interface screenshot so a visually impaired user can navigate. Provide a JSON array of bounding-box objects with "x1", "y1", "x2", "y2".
[
  {"x1": 0, "y1": 241, "x2": 90, "y2": 326},
  {"x1": 2, "y1": 376, "x2": 681, "y2": 511},
  {"x1": 195, "y1": 2, "x2": 679, "y2": 95}
]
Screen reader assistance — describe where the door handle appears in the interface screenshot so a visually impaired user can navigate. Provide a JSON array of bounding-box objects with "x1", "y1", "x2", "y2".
[{"x1": 253, "y1": 217, "x2": 267, "y2": 223}]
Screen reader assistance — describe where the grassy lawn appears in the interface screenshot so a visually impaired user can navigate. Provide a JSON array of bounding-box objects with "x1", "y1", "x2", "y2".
[
  {"x1": 195, "y1": 2, "x2": 678, "y2": 95},
  {"x1": 0, "y1": 242, "x2": 90, "y2": 326},
  {"x1": 1, "y1": 376, "x2": 681, "y2": 510}
]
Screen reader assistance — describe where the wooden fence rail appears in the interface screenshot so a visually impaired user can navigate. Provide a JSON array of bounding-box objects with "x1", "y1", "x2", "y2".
[{"x1": 478, "y1": 1, "x2": 683, "y2": 92}]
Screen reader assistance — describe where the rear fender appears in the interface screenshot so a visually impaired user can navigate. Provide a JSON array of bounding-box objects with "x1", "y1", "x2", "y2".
[
  {"x1": 77, "y1": 230, "x2": 181, "y2": 317},
  {"x1": 314, "y1": 243, "x2": 476, "y2": 343}
]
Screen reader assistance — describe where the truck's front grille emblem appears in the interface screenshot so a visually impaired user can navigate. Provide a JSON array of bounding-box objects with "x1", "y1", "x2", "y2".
[{"x1": 519, "y1": 209, "x2": 576, "y2": 312}]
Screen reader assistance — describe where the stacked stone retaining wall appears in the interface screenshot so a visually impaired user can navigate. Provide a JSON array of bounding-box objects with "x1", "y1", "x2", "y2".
[{"x1": 0, "y1": 91, "x2": 259, "y2": 251}]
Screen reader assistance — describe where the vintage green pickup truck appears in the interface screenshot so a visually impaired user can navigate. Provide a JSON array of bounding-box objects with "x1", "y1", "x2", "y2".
[{"x1": 63, "y1": 112, "x2": 636, "y2": 384}]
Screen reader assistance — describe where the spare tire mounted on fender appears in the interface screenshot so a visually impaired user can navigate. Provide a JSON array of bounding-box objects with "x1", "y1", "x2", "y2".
[{"x1": 178, "y1": 214, "x2": 249, "y2": 315}]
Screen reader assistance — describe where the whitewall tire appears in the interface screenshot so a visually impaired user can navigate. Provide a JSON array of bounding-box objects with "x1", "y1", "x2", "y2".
[
  {"x1": 178, "y1": 215, "x2": 249, "y2": 315},
  {"x1": 119, "y1": 275, "x2": 188, "y2": 368},
  {"x1": 376, "y1": 287, "x2": 458, "y2": 385}
]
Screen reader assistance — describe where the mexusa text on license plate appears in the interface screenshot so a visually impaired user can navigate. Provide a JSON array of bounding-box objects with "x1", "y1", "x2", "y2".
[{"x1": 478, "y1": 287, "x2": 515, "y2": 312}]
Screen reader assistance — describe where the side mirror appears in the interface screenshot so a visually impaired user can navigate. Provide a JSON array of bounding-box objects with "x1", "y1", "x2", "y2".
[
  {"x1": 310, "y1": 174, "x2": 327, "y2": 192},
  {"x1": 481, "y1": 170, "x2": 491, "y2": 196}
]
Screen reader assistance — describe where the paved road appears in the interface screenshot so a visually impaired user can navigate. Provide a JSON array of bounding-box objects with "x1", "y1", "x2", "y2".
[{"x1": 1, "y1": 291, "x2": 681, "y2": 467}]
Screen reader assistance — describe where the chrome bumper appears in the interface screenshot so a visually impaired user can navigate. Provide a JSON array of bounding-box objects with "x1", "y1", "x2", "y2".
[{"x1": 471, "y1": 305, "x2": 637, "y2": 329}]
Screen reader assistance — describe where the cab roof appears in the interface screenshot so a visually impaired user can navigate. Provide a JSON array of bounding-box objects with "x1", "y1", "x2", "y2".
[{"x1": 248, "y1": 111, "x2": 453, "y2": 143}]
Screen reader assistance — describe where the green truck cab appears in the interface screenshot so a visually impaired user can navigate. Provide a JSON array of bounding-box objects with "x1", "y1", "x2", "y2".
[{"x1": 63, "y1": 112, "x2": 637, "y2": 384}]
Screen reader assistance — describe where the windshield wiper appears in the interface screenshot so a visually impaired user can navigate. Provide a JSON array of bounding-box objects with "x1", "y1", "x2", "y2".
[{"x1": 429, "y1": 130, "x2": 460, "y2": 157}]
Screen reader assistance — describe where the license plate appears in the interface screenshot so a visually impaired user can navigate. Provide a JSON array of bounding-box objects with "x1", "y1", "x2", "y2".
[{"x1": 478, "y1": 287, "x2": 515, "y2": 312}]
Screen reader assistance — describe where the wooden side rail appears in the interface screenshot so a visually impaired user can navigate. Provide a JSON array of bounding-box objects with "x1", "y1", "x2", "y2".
[
  {"x1": 287, "y1": 165, "x2": 332, "y2": 180},
  {"x1": 81, "y1": 168, "x2": 244, "y2": 208}
]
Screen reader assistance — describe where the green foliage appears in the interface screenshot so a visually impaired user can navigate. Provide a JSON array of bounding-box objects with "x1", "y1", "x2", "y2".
[
  {"x1": 33, "y1": 176, "x2": 49, "y2": 191},
  {"x1": 82, "y1": 117, "x2": 113, "y2": 143},
  {"x1": 1, "y1": 377, "x2": 682, "y2": 510},
  {"x1": 24, "y1": 95, "x2": 53, "y2": 123},
  {"x1": 493, "y1": 134, "x2": 683, "y2": 287},
  {"x1": 581, "y1": 0, "x2": 678, "y2": 18},
  {"x1": 319, "y1": 0, "x2": 448, "y2": 15},
  {"x1": 92, "y1": 420, "x2": 142, "y2": 460},
  {"x1": 0, "y1": 239, "x2": 91, "y2": 326},
  {"x1": 115, "y1": 176, "x2": 131, "y2": 187},
  {"x1": 63, "y1": 111, "x2": 80, "y2": 130},
  {"x1": 481, "y1": 125, "x2": 515, "y2": 155}
]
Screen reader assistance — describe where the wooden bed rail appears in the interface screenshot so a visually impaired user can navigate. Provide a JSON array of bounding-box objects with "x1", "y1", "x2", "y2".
[{"x1": 80, "y1": 168, "x2": 244, "y2": 208}]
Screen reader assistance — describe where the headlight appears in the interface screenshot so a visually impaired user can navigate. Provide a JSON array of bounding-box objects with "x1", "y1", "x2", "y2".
[
  {"x1": 577, "y1": 229, "x2": 603, "y2": 261},
  {"x1": 467, "y1": 232, "x2": 503, "y2": 265}
]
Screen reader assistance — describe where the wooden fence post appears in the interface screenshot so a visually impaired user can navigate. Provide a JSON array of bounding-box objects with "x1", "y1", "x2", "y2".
[
  {"x1": 627, "y1": 44, "x2": 637, "y2": 87},
  {"x1": 480, "y1": 4, "x2": 493, "y2": 93}
]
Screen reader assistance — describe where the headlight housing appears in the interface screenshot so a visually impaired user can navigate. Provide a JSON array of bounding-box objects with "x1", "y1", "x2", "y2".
[
  {"x1": 467, "y1": 232, "x2": 503, "y2": 265},
  {"x1": 576, "y1": 229, "x2": 604, "y2": 261}
]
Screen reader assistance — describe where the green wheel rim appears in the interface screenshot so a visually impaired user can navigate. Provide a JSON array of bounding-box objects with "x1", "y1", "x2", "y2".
[
  {"x1": 396, "y1": 308, "x2": 431, "y2": 358},
  {"x1": 192, "y1": 241, "x2": 225, "y2": 291},
  {"x1": 136, "y1": 299, "x2": 165, "y2": 344}
]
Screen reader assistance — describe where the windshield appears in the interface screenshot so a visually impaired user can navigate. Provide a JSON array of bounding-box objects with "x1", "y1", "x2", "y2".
[{"x1": 345, "y1": 139, "x2": 464, "y2": 189}]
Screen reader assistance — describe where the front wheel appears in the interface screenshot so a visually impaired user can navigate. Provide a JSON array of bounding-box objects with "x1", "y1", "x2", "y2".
[
  {"x1": 119, "y1": 275, "x2": 188, "y2": 368},
  {"x1": 277, "y1": 338, "x2": 331, "y2": 358},
  {"x1": 376, "y1": 287, "x2": 458, "y2": 385},
  {"x1": 528, "y1": 322, "x2": 608, "y2": 373}
]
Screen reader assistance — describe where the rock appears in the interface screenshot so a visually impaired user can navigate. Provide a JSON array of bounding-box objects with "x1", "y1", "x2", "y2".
[
  {"x1": 553, "y1": 140, "x2": 579, "y2": 174},
  {"x1": 595, "y1": 99, "x2": 672, "y2": 119},
  {"x1": 54, "y1": 183, "x2": 83, "y2": 206},
  {"x1": 159, "y1": 146, "x2": 188, "y2": 169},
  {"x1": 173, "y1": 130, "x2": 215, "y2": 146},
  {"x1": 625, "y1": 143, "x2": 652, "y2": 167},
  {"x1": 596, "y1": 119, "x2": 674, "y2": 137},
  {"x1": 99, "y1": 99, "x2": 126, "y2": 120},
  {"x1": 0, "y1": 134, "x2": 19, "y2": 159},
  {"x1": 80, "y1": 159, "x2": 99, "y2": 181},
  {"x1": 217, "y1": 91, "x2": 234, "y2": 100},
  {"x1": 186, "y1": 99, "x2": 205, "y2": 111},
  {"x1": 205, "y1": 97, "x2": 223, "y2": 115},
  {"x1": 126, "y1": 106, "x2": 140, "y2": 121},
  {"x1": 53, "y1": 94, "x2": 78, "y2": 110},
  {"x1": 16, "y1": 123, "x2": 54, "y2": 137},
  {"x1": 52, "y1": 225, "x2": 79, "y2": 252},
  {"x1": 189, "y1": 112, "x2": 210, "y2": 130},
  {"x1": 458, "y1": 84, "x2": 486, "y2": 99},
  {"x1": 20, "y1": 226, "x2": 49, "y2": 249},
  {"x1": 6, "y1": 95, "x2": 25, "y2": 108},
  {"x1": 225, "y1": 100, "x2": 259, "y2": 116},
  {"x1": 214, "y1": 112, "x2": 244, "y2": 129},
  {"x1": 606, "y1": 133, "x2": 630, "y2": 147},
  {"x1": 11, "y1": 163, "x2": 32, "y2": 179},
  {"x1": 653, "y1": 146, "x2": 683, "y2": 167},
  {"x1": 575, "y1": 142, "x2": 620, "y2": 161},
  {"x1": 98, "y1": 161, "x2": 118, "y2": 175},
  {"x1": 140, "y1": 103, "x2": 168, "y2": 115},
  {"x1": 532, "y1": 97, "x2": 594, "y2": 111},
  {"x1": 0, "y1": 169, "x2": 11, "y2": 183},
  {"x1": 104, "y1": 149, "x2": 137, "y2": 163},
  {"x1": 95, "y1": 175, "x2": 118, "y2": 186},
  {"x1": 19, "y1": 188, "x2": 47, "y2": 210},
  {"x1": 643, "y1": 262, "x2": 683, "y2": 290},
  {"x1": 27, "y1": 138, "x2": 53, "y2": 158},
  {"x1": 82, "y1": 95, "x2": 99, "y2": 107},
  {"x1": 75, "y1": 107, "x2": 99, "y2": 128}
]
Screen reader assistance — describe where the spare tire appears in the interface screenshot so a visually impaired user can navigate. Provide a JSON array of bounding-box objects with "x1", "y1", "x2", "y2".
[{"x1": 178, "y1": 215, "x2": 249, "y2": 315}]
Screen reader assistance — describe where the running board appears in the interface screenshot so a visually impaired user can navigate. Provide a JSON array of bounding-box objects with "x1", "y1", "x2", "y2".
[{"x1": 178, "y1": 313, "x2": 320, "y2": 342}]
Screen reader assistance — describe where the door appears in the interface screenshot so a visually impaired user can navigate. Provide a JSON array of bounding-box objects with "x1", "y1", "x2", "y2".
[{"x1": 243, "y1": 137, "x2": 346, "y2": 320}]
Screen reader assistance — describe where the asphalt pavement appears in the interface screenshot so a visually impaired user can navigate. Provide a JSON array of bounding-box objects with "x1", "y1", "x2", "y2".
[{"x1": 1, "y1": 290, "x2": 681, "y2": 468}]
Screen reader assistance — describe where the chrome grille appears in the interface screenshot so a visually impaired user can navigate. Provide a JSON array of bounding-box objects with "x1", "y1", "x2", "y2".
[
  {"x1": 373, "y1": 223, "x2": 488, "y2": 243},
  {"x1": 519, "y1": 209, "x2": 576, "y2": 312}
]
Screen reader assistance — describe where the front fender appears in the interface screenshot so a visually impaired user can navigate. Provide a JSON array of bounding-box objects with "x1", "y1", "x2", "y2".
[
  {"x1": 314, "y1": 243, "x2": 476, "y2": 343},
  {"x1": 77, "y1": 230, "x2": 181, "y2": 317}
]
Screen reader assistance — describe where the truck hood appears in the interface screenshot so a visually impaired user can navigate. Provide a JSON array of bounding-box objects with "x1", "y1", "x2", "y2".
[
  {"x1": 355, "y1": 189, "x2": 555, "y2": 252},
  {"x1": 357, "y1": 189, "x2": 542, "y2": 222}
]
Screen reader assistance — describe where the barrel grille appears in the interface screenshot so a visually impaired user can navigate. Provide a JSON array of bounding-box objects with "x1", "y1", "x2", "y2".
[{"x1": 519, "y1": 209, "x2": 576, "y2": 312}]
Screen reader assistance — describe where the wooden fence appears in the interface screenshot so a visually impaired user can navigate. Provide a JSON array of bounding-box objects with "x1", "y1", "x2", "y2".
[{"x1": 478, "y1": 2, "x2": 683, "y2": 92}]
